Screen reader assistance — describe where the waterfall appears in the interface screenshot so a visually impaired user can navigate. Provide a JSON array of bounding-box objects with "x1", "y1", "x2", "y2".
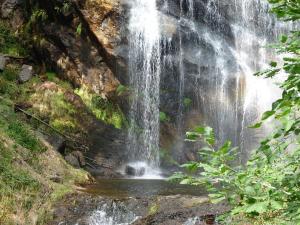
[
  {"x1": 157, "y1": 0, "x2": 293, "y2": 163},
  {"x1": 124, "y1": 0, "x2": 294, "y2": 171},
  {"x1": 127, "y1": 0, "x2": 161, "y2": 170}
]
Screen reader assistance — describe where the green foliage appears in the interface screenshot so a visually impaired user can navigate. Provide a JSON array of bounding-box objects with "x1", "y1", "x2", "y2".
[
  {"x1": 186, "y1": 126, "x2": 215, "y2": 145},
  {"x1": 75, "y1": 86, "x2": 126, "y2": 129},
  {"x1": 28, "y1": 9, "x2": 48, "y2": 27},
  {"x1": 269, "y1": 0, "x2": 300, "y2": 21},
  {"x1": 1, "y1": 66, "x2": 19, "y2": 81},
  {"x1": 159, "y1": 111, "x2": 170, "y2": 122},
  {"x1": 0, "y1": 66, "x2": 19, "y2": 97},
  {"x1": 45, "y1": 71, "x2": 57, "y2": 81},
  {"x1": 76, "y1": 23, "x2": 82, "y2": 36},
  {"x1": 183, "y1": 97, "x2": 192, "y2": 108},
  {"x1": 6, "y1": 121, "x2": 45, "y2": 154},
  {"x1": 170, "y1": 2, "x2": 300, "y2": 224},
  {"x1": 148, "y1": 203, "x2": 160, "y2": 215},
  {"x1": 55, "y1": 1, "x2": 72, "y2": 14},
  {"x1": 0, "y1": 22, "x2": 27, "y2": 57},
  {"x1": 0, "y1": 142, "x2": 41, "y2": 222},
  {"x1": 34, "y1": 91, "x2": 78, "y2": 133},
  {"x1": 116, "y1": 84, "x2": 129, "y2": 96},
  {"x1": 0, "y1": 143, "x2": 40, "y2": 192},
  {"x1": 0, "y1": 104, "x2": 45, "y2": 154},
  {"x1": 170, "y1": 126, "x2": 297, "y2": 223},
  {"x1": 0, "y1": 77, "x2": 17, "y2": 96}
]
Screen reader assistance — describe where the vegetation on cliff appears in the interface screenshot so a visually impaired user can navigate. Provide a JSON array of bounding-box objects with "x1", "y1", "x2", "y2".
[
  {"x1": 0, "y1": 2, "x2": 124, "y2": 223},
  {"x1": 0, "y1": 99, "x2": 90, "y2": 224}
]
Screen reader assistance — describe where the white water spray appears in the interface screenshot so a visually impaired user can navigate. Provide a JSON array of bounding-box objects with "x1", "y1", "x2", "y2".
[{"x1": 127, "y1": 0, "x2": 161, "y2": 173}]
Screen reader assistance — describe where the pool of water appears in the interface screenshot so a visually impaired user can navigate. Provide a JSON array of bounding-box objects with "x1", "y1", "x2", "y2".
[{"x1": 82, "y1": 178, "x2": 206, "y2": 198}]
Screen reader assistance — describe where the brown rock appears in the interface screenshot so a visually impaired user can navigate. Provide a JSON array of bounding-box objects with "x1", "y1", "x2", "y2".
[
  {"x1": 65, "y1": 154, "x2": 80, "y2": 168},
  {"x1": 71, "y1": 151, "x2": 86, "y2": 167}
]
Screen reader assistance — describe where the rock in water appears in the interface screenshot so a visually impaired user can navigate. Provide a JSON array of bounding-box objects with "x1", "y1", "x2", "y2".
[
  {"x1": 18, "y1": 64, "x2": 33, "y2": 83},
  {"x1": 0, "y1": 55, "x2": 7, "y2": 72},
  {"x1": 125, "y1": 165, "x2": 145, "y2": 177}
]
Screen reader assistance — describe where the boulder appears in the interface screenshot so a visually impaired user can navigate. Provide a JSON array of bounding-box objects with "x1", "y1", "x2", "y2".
[
  {"x1": 0, "y1": 55, "x2": 7, "y2": 71},
  {"x1": 65, "y1": 154, "x2": 80, "y2": 168},
  {"x1": 1, "y1": 0, "x2": 21, "y2": 18},
  {"x1": 18, "y1": 64, "x2": 33, "y2": 83},
  {"x1": 125, "y1": 165, "x2": 145, "y2": 177},
  {"x1": 71, "y1": 151, "x2": 86, "y2": 167},
  {"x1": 65, "y1": 151, "x2": 86, "y2": 168}
]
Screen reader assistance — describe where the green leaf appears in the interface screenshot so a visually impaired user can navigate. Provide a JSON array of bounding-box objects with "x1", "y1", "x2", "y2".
[
  {"x1": 245, "y1": 201, "x2": 269, "y2": 214},
  {"x1": 209, "y1": 193, "x2": 226, "y2": 204},
  {"x1": 186, "y1": 131, "x2": 200, "y2": 141},
  {"x1": 270, "y1": 200, "x2": 284, "y2": 210},
  {"x1": 270, "y1": 61, "x2": 278, "y2": 67},
  {"x1": 159, "y1": 112, "x2": 170, "y2": 122},
  {"x1": 181, "y1": 162, "x2": 198, "y2": 172},
  {"x1": 249, "y1": 122, "x2": 262, "y2": 128},
  {"x1": 280, "y1": 35, "x2": 288, "y2": 43},
  {"x1": 262, "y1": 110, "x2": 276, "y2": 120},
  {"x1": 180, "y1": 178, "x2": 192, "y2": 185},
  {"x1": 285, "y1": 119, "x2": 295, "y2": 132},
  {"x1": 116, "y1": 84, "x2": 127, "y2": 95},
  {"x1": 245, "y1": 185, "x2": 256, "y2": 196},
  {"x1": 76, "y1": 23, "x2": 82, "y2": 35}
]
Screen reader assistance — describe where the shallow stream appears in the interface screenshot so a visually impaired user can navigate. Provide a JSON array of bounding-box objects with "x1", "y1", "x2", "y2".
[{"x1": 83, "y1": 178, "x2": 206, "y2": 198}]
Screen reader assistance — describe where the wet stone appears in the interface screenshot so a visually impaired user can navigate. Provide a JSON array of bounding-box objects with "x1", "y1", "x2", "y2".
[
  {"x1": 19, "y1": 64, "x2": 33, "y2": 83},
  {"x1": 0, "y1": 55, "x2": 7, "y2": 71},
  {"x1": 125, "y1": 165, "x2": 146, "y2": 177}
]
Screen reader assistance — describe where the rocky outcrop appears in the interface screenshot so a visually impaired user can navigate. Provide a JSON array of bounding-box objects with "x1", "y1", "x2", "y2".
[
  {"x1": 37, "y1": 0, "x2": 124, "y2": 97},
  {"x1": 1, "y1": 0, "x2": 126, "y2": 98},
  {"x1": 50, "y1": 193, "x2": 229, "y2": 225}
]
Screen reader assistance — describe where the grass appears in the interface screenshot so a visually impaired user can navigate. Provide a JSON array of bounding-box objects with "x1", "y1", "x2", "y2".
[
  {"x1": 75, "y1": 86, "x2": 126, "y2": 129},
  {"x1": 0, "y1": 136, "x2": 41, "y2": 224},
  {"x1": 45, "y1": 71, "x2": 72, "y2": 90},
  {"x1": 0, "y1": 66, "x2": 90, "y2": 224},
  {"x1": 0, "y1": 101, "x2": 45, "y2": 154},
  {"x1": 0, "y1": 22, "x2": 27, "y2": 57},
  {"x1": 0, "y1": 103, "x2": 89, "y2": 224},
  {"x1": 6, "y1": 120, "x2": 45, "y2": 153}
]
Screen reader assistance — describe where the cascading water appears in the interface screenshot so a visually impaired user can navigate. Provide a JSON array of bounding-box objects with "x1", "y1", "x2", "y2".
[
  {"x1": 126, "y1": 0, "x2": 161, "y2": 175},
  {"x1": 158, "y1": 0, "x2": 294, "y2": 163},
  {"x1": 124, "y1": 0, "x2": 294, "y2": 173}
]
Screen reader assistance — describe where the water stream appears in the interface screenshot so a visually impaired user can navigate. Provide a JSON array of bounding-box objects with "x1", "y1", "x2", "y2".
[
  {"x1": 125, "y1": 0, "x2": 292, "y2": 183},
  {"x1": 127, "y1": 0, "x2": 161, "y2": 171}
]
